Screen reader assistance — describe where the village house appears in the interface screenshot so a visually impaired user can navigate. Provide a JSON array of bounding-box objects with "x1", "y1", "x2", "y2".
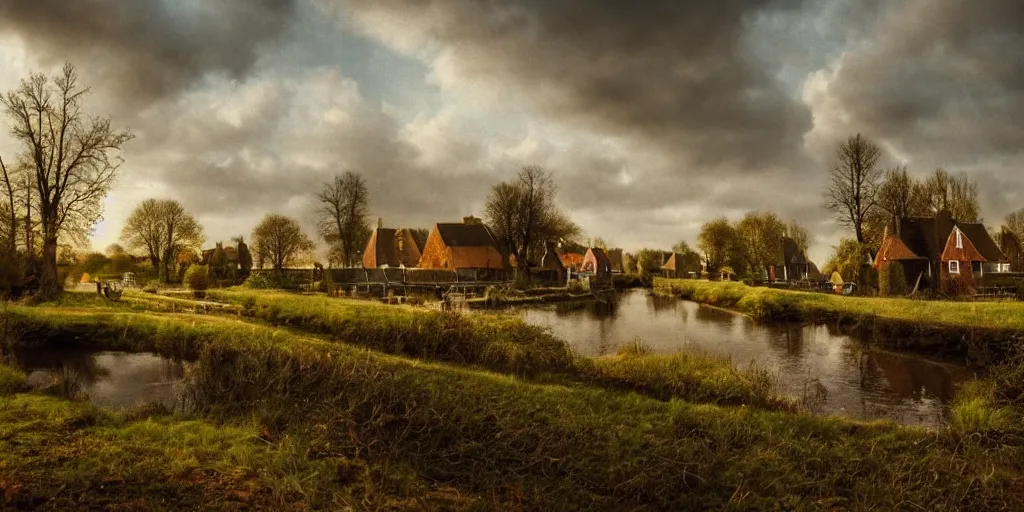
[
  {"x1": 874, "y1": 211, "x2": 1009, "y2": 294},
  {"x1": 769, "y1": 238, "x2": 811, "y2": 282},
  {"x1": 362, "y1": 226, "x2": 423, "y2": 268},
  {"x1": 417, "y1": 217, "x2": 507, "y2": 271},
  {"x1": 580, "y1": 247, "x2": 612, "y2": 279}
]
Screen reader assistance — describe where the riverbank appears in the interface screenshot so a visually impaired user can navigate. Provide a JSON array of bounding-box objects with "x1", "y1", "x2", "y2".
[
  {"x1": 3, "y1": 304, "x2": 1024, "y2": 509},
  {"x1": 653, "y1": 278, "x2": 1024, "y2": 361},
  {"x1": 466, "y1": 286, "x2": 618, "y2": 309}
]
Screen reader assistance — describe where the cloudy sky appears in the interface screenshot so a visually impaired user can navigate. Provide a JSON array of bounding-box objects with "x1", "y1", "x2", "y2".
[{"x1": 0, "y1": 0, "x2": 1022, "y2": 264}]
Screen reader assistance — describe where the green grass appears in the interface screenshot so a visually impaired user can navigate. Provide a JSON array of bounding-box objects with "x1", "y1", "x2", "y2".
[
  {"x1": 0, "y1": 364, "x2": 26, "y2": 395},
  {"x1": 206, "y1": 289, "x2": 577, "y2": 377},
  {"x1": 4, "y1": 306, "x2": 1024, "y2": 509},
  {"x1": 583, "y1": 341, "x2": 788, "y2": 409},
  {"x1": 0, "y1": 393, "x2": 451, "y2": 510},
  {"x1": 654, "y1": 278, "x2": 1024, "y2": 331},
  {"x1": 195, "y1": 289, "x2": 784, "y2": 409}
]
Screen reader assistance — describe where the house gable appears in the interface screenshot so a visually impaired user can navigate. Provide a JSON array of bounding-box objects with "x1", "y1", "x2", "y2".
[{"x1": 941, "y1": 226, "x2": 985, "y2": 263}]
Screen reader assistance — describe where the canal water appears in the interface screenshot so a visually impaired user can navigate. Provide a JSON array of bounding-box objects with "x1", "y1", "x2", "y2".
[
  {"x1": 11, "y1": 349, "x2": 190, "y2": 410},
  {"x1": 512, "y1": 290, "x2": 976, "y2": 426}
]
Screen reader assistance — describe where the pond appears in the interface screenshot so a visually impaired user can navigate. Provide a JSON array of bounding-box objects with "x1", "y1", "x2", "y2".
[
  {"x1": 11, "y1": 348, "x2": 190, "y2": 410},
  {"x1": 511, "y1": 290, "x2": 977, "y2": 426}
]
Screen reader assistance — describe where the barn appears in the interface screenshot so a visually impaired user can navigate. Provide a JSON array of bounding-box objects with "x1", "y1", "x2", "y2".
[{"x1": 418, "y1": 219, "x2": 507, "y2": 271}]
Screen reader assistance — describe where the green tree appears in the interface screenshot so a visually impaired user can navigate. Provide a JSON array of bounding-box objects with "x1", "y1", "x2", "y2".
[
  {"x1": 1, "y1": 63, "x2": 134, "y2": 297},
  {"x1": 698, "y1": 217, "x2": 741, "y2": 276},
  {"x1": 736, "y1": 211, "x2": 786, "y2": 279},
  {"x1": 671, "y1": 241, "x2": 703, "y2": 275},
  {"x1": 823, "y1": 238, "x2": 869, "y2": 284},
  {"x1": 634, "y1": 248, "x2": 667, "y2": 276}
]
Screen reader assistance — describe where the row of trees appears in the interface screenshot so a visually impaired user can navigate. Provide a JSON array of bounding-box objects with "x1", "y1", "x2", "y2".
[
  {"x1": 824, "y1": 134, "x2": 982, "y2": 247},
  {"x1": 697, "y1": 213, "x2": 809, "y2": 279}
]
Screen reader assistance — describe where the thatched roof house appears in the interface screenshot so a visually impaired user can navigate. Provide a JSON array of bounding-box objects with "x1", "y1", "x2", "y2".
[
  {"x1": 418, "y1": 218, "x2": 507, "y2": 270},
  {"x1": 363, "y1": 227, "x2": 422, "y2": 268}
]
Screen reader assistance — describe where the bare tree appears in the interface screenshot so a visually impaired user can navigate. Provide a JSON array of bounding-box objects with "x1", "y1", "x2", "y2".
[
  {"x1": 824, "y1": 134, "x2": 883, "y2": 244},
  {"x1": 121, "y1": 199, "x2": 166, "y2": 268},
  {"x1": 1, "y1": 64, "x2": 133, "y2": 296},
  {"x1": 159, "y1": 201, "x2": 203, "y2": 282},
  {"x1": 121, "y1": 199, "x2": 203, "y2": 283},
  {"x1": 317, "y1": 172, "x2": 370, "y2": 268},
  {"x1": 252, "y1": 214, "x2": 315, "y2": 272},
  {"x1": 876, "y1": 166, "x2": 922, "y2": 227},
  {"x1": 787, "y1": 219, "x2": 810, "y2": 254},
  {"x1": 922, "y1": 168, "x2": 980, "y2": 222},
  {"x1": 1005, "y1": 209, "x2": 1024, "y2": 242},
  {"x1": 0, "y1": 154, "x2": 16, "y2": 254},
  {"x1": 485, "y1": 166, "x2": 580, "y2": 274}
]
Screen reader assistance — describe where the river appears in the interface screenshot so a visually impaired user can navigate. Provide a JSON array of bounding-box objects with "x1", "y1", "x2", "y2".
[{"x1": 512, "y1": 290, "x2": 977, "y2": 426}]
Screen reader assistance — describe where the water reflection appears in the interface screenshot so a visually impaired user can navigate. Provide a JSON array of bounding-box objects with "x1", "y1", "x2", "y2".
[
  {"x1": 11, "y1": 348, "x2": 189, "y2": 410},
  {"x1": 513, "y1": 290, "x2": 976, "y2": 426}
]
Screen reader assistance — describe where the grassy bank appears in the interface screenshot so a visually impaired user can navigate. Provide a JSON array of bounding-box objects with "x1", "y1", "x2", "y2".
[
  {"x1": 654, "y1": 278, "x2": 1024, "y2": 330},
  {"x1": 3, "y1": 307, "x2": 1024, "y2": 509}
]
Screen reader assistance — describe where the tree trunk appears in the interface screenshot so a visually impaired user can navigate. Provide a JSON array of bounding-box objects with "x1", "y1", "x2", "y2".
[{"x1": 39, "y1": 235, "x2": 60, "y2": 298}]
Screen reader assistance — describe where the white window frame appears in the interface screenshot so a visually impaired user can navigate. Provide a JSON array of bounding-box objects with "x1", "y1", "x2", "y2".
[
  {"x1": 948, "y1": 260, "x2": 960, "y2": 274},
  {"x1": 955, "y1": 229, "x2": 963, "y2": 249}
]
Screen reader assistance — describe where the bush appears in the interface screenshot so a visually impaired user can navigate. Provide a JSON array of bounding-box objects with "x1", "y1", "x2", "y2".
[
  {"x1": 184, "y1": 265, "x2": 210, "y2": 291},
  {"x1": 243, "y1": 272, "x2": 289, "y2": 290},
  {"x1": 142, "y1": 280, "x2": 160, "y2": 294},
  {"x1": 0, "y1": 364, "x2": 27, "y2": 395},
  {"x1": 879, "y1": 262, "x2": 907, "y2": 297}
]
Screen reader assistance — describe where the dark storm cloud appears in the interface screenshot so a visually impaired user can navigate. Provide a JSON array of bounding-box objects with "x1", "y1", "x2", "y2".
[
  {"x1": 0, "y1": 0, "x2": 299, "y2": 103},
  {"x1": 822, "y1": 0, "x2": 1024, "y2": 213},
  {"x1": 343, "y1": 0, "x2": 813, "y2": 171}
]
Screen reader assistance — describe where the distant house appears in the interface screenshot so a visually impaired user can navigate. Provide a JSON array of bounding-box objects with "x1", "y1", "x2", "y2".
[
  {"x1": 580, "y1": 248, "x2": 612, "y2": 278},
  {"x1": 874, "y1": 211, "x2": 1009, "y2": 293},
  {"x1": 769, "y1": 238, "x2": 810, "y2": 282},
  {"x1": 536, "y1": 241, "x2": 566, "y2": 282},
  {"x1": 660, "y1": 253, "x2": 686, "y2": 278},
  {"x1": 200, "y1": 244, "x2": 239, "y2": 267},
  {"x1": 418, "y1": 217, "x2": 507, "y2": 270},
  {"x1": 606, "y1": 249, "x2": 625, "y2": 273},
  {"x1": 363, "y1": 227, "x2": 422, "y2": 268}
]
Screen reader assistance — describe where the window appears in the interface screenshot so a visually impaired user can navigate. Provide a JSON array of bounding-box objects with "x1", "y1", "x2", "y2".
[
  {"x1": 949, "y1": 260, "x2": 960, "y2": 274},
  {"x1": 955, "y1": 229, "x2": 963, "y2": 249}
]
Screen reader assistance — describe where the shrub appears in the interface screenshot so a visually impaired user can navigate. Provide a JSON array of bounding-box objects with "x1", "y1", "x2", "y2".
[
  {"x1": 879, "y1": 262, "x2": 907, "y2": 297},
  {"x1": 0, "y1": 364, "x2": 27, "y2": 395},
  {"x1": 184, "y1": 265, "x2": 210, "y2": 291},
  {"x1": 244, "y1": 272, "x2": 288, "y2": 290},
  {"x1": 142, "y1": 280, "x2": 160, "y2": 294}
]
